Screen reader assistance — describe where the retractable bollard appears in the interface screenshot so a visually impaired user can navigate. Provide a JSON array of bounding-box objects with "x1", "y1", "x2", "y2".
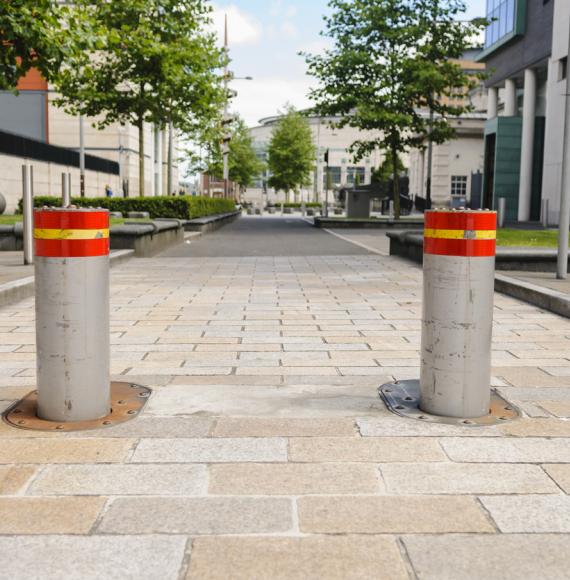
[
  {"x1": 2, "y1": 207, "x2": 151, "y2": 432},
  {"x1": 35, "y1": 208, "x2": 111, "y2": 422},
  {"x1": 380, "y1": 209, "x2": 520, "y2": 426},
  {"x1": 420, "y1": 209, "x2": 496, "y2": 418}
]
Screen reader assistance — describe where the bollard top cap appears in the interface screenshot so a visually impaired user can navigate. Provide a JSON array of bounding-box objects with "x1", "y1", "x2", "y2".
[{"x1": 35, "y1": 206, "x2": 110, "y2": 213}]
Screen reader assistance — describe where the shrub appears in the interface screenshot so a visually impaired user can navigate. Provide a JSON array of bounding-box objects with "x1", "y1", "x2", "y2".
[
  {"x1": 282, "y1": 202, "x2": 321, "y2": 208},
  {"x1": 17, "y1": 196, "x2": 236, "y2": 220}
]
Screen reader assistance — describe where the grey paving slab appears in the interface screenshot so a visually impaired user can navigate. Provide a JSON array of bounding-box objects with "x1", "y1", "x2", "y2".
[
  {"x1": 404, "y1": 535, "x2": 570, "y2": 580},
  {"x1": 98, "y1": 497, "x2": 293, "y2": 534},
  {"x1": 30, "y1": 464, "x2": 207, "y2": 496},
  {"x1": 0, "y1": 535, "x2": 187, "y2": 580},
  {"x1": 131, "y1": 437, "x2": 288, "y2": 463},
  {"x1": 481, "y1": 495, "x2": 570, "y2": 532}
]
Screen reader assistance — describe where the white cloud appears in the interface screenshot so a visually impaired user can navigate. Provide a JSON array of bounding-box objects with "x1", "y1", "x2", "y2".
[
  {"x1": 299, "y1": 38, "x2": 333, "y2": 56},
  {"x1": 231, "y1": 77, "x2": 315, "y2": 127},
  {"x1": 211, "y1": 5, "x2": 261, "y2": 46},
  {"x1": 281, "y1": 21, "x2": 298, "y2": 38}
]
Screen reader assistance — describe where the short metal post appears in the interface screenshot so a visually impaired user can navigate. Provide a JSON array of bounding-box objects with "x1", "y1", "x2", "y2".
[
  {"x1": 420, "y1": 209, "x2": 497, "y2": 418},
  {"x1": 34, "y1": 208, "x2": 111, "y2": 422},
  {"x1": 22, "y1": 165, "x2": 34, "y2": 265},
  {"x1": 68, "y1": 173, "x2": 72, "y2": 199},
  {"x1": 497, "y1": 197, "x2": 506, "y2": 228},
  {"x1": 301, "y1": 201, "x2": 306, "y2": 216},
  {"x1": 62, "y1": 173, "x2": 71, "y2": 207},
  {"x1": 541, "y1": 198, "x2": 549, "y2": 228}
]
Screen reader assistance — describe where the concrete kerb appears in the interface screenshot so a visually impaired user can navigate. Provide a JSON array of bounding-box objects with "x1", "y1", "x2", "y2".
[{"x1": 0, "y1": 249, "x2": 135, "y2": 308}]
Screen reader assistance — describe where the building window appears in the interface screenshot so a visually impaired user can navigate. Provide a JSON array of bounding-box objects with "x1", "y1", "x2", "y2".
[
  {"x1": 347, "y1": 167, "x2": 365, "y2": 186},
  {"x1": 324, "y1": 166, "x2": 341, "y2": 189},
  {"x1": 450, "y1": 176, "x2": 468, "y2": 197},
  {"x1": 485, "y1": 0, "x2": 516, "y2": 49}
]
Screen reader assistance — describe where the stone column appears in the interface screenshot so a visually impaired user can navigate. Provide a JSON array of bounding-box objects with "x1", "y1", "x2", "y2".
[
  {"x1": 518, "y1": 68, "x2": 537, "y2": 222},
  {"x1": 487, "y1": 87, "x2": 498, "y2": 119},
  {"x1": 504, "y1": 79, "x2": 517, "y2": 116}
]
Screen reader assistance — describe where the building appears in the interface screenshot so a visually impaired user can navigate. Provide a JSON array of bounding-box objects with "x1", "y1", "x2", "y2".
[
  {"x1": 0, "y1": 69, "x2": 180, "y2": 211},
  {"x1": 245, "y1": 115, "x2": 385, "y2": 206},
  {"x1": 480, "y1": 0, "x2": 569, "y2": 224}
]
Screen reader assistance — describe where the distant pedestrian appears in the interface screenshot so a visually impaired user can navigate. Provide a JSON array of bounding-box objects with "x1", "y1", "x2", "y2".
[{"x1": 105, "y1": 185, "x2": 113, "y2": 198}]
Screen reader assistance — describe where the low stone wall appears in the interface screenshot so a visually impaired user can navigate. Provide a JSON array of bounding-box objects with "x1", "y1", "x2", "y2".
[
  {"x1": 183, "y1": 211, "x2": 240, "y2": 233},
  {"x1": 111, "y1": 220, "x2": 184, "y2": 257},
  {"x1": 387, "y1": 230, "x2": 570, "y2": 272},
  {"x1": 315, "y1": 217, "x2": 424, "y2": 229}
]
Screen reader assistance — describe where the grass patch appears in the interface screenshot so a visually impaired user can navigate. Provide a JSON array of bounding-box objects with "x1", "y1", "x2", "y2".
[{"x1": 497, "y1": 229, "x2": 566, "y2": 248}]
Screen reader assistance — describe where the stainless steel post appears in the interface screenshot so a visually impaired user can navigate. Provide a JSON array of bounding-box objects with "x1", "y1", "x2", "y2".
[
  {"x1": 498, "y1": 197, "x2": 506, "y2": 228},
  {"x1": 22, "y1": 165, "x2": 34, "y2": 265},
  {"x1": 420, "y1": 209, "x2": 497, "y2": 418},
  {"x1": 542, "y1": 198, "x2": 549, "y2": 228},
  {"x1": 62, "y1": 173, "x2": 71, "y2": 207},
  {"x1": 34, "y1": 208, "x2": 110, "y2": 422},
  {"x1": 79, "y1": 115, "x2": 86, "y2": 197}
]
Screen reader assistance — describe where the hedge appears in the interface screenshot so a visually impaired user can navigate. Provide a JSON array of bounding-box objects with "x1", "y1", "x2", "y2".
[
  {"x1": 279, "y1": 202, "x2": 321, "y2": 208},
  {"x1": 17, "y1": 196, "x2": 236, "y2": 220}
]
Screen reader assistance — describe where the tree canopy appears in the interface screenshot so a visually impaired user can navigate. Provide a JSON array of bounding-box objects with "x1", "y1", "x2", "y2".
[
  {"x1": 305, "y1": 0, "x2": 485, "y2": 217},
  {"x1": 0, "y1": 0, "x2": 70, "y2": 90},
  {"x1": 267, "y1": 106, "x2": 316, "y2": 202},
  {"x1": 54, "y1": 0, "x2": 224, "y2": 196}
]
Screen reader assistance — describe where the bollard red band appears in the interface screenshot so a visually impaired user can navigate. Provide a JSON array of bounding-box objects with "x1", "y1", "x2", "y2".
[
  {"x1": 34, "y1": 209, "x2": 110, "y2": 258},
  {"x1": 424, "y1": 210, "x2": 497, "y2": 258}
]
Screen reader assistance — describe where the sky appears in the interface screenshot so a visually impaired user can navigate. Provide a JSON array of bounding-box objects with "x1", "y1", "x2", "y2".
[{"x1": 211, "y1": 0, "x2": 488, "y2": 128}]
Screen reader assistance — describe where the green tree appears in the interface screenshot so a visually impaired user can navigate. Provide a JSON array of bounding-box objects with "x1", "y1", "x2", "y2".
[
  {"x1": 0, "y1": 0, "x2": 70, "y2": 90},
  {"x1": 267, "y1": 106, "x2": 315, "y2": 202},
  {"x1": 372, "y1": 154, "x2": 405, "y2": 184},
  {"x1": 54, "y1": 0, "x2": 223, "y2": 197},
  {"x1": 305, "y1": 0, "x2": 485, "y2": 218},
  {"x1": 207, "y1": 117, "x2": 265, "y2": 191}
]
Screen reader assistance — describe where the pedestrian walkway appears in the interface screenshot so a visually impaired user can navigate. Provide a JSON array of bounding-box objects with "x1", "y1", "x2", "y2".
[{"x1": 1, "y1": 218, "x2": 570, "y2": 579}]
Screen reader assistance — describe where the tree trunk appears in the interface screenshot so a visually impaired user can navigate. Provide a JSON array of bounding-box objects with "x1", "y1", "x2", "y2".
[
  {"x1": 391, "y1": 145, "x2": 401, "y2": 220},
  {"x1": 138, "y1": 116, "x2": 145, "y2": 197},
  {"x1": 286, "y1": 190, "x2": 290, "y2": 203}
]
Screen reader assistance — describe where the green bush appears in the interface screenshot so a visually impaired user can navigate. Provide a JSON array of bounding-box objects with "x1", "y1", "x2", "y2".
[{"x1": 17, "y1": 196, "x2": 236, "y2": 220}]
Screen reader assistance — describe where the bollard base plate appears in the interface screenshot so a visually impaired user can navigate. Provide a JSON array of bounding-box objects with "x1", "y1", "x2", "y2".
[
  {"x1": 2, "y1": 382, "x2": 151, "y2": 432},
  {"x1": 379, "y1": 379, "x2": 520, "y2": 426}
]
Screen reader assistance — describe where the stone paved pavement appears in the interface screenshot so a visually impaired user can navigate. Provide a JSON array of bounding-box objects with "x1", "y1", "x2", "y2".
[{"x1": 1, "y1": 227, "x2": 570, "y2": 577}]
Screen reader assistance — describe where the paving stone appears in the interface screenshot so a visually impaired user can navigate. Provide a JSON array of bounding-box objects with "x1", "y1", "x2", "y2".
[
  {"x1": 289, "y1": 437, "x2": 446, "y2": 462},
  {"x1": 209, "y1": 463, "x2": 382, "y2": 495},
  {"x1": 0, "y1": 438, "x2": 135, "y2": 463},
  {"x1": 542, "y1": 464, "x2": 570, "y2": 494},
  {"x1": 213, "y1": 418, "x2": 357, "y2": 437},
  {"x1": 500, "y1": 418, "x2": 570, "y2": 437},
  {"x1": 441, "y1": 437, "x2": 570, "y2": 463},
  {"x1": 0, "y1": 466, "x2": 37, "y2": 494},
  {"x1": 0, "y1": 535, "x2": 187, "y2": 580},
  {"x1": 131, "y1": 437, "x2": 287, "y2": 463},
  {"x1": 380, "y1": 463, "x2": 558, "y2": 494},
  {"x1": 146, "y1": 384, "x2": 385, "y2": 417},
  {"x1": 481, "y1": 495, "x2": 570, "y2": 532},
  {"x1": 404, "y1": 534, "x2": 570, "y2": 580},
  {"x1": 98, "y1": 497, "x2": 293, "y2": 534},
  {"x1": 539, "y1": 401, "x2": 570, "y2": 417},
  {"x1": 30, "y1": 464, "x2": 207, "y2": 495},
  {"x1": 187, "y1": 536, "x2": 408, "y2": 580},
  {"x1": 0, "y1": 497, "x2": 105, "y2": 534},
  {"x1": 357, "y1": 416, "x2": 500, "y2": 437},
  {"x1": 298, "y1": 495, "x2": 493, "y2": 533},
  {"x1": 71, "y1": 416, "x2": 213, "y2": 438}
]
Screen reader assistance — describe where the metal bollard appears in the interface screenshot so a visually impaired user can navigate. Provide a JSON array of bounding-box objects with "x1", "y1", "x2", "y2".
[
  {"x1": 62, "y1": 173, "x2": 71, "y2": 207},
  {"x1": 497, "y1": 197, "x2": 506, "y2": 228},
  {"x1": 22, "y1": 165, "x2": 34, "y2": 265},
  {"x1": 34, "y1": 208, "x2": 110, "y2": 422},
  {"x1": 420, "y1": 209, "x2": 497, "y2": 418},
  {"x1": 541, "y1": 198, "x2": 549, "y2": 228}
]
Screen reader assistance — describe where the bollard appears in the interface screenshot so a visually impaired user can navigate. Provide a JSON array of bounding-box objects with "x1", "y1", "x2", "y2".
[
  {"x1": 497, "y1": 197, "x2": 506, "y2": 228},
  {"x1": 34, "y1": 208, "x2": 111, "y2": 422},
  {"x1": 541, "y1": 198, "x2": 549, "y2": 228},
  {"x1": 420, "y1": 209, "x2": 497, "y2": 418},
  {"x1": 22, "y1": 165, "x2": 34, "y2": 265},
  {"x1": 61, "y1": 173, "x2": 71, "y2": 207}
]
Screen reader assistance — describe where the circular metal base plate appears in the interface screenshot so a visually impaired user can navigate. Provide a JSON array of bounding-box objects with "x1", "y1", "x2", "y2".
[
  {"x1": 379, "y1": 379, "x2": 520, "y2": 426},
  {"x1": 2, "y1": 382, "x2": 151, "y2": 432}
]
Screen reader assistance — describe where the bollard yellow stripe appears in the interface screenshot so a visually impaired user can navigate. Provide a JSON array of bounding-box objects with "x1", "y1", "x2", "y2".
[
  {"x1": 34, "y1": 228, "x2": 110, "y2": 240},
  {"x1": 424, "y1": 228, "x2": 496, "y2": 241}
]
